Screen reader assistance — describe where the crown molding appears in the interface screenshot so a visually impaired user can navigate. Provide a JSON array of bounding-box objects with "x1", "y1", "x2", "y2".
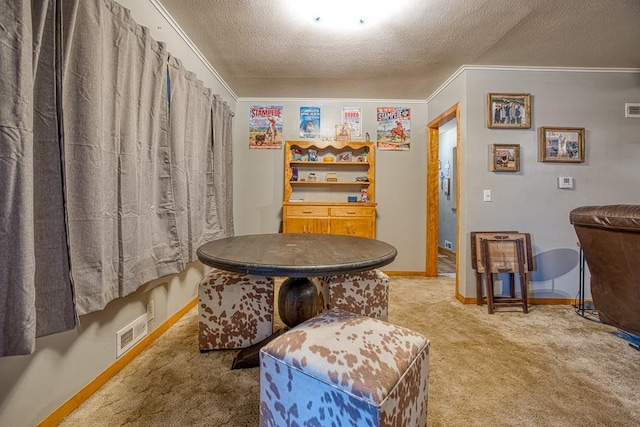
[
  {"x1": 236, "y1": 97, "x2": 428, "y2": 104},
  {"x1": 426, "y1": 64, "x2": 640, "y2": 103},
  {"x1": 149, "y1": 0, "x2": 238, "y2": 101},
  {"x1": 463, "y1": 64, "x2": 640, "y2": 73}
]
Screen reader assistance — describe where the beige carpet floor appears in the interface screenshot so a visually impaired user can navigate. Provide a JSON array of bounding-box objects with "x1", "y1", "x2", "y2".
[{"x1": 60, "y1": 276, "x2": 640, "y2": 426}]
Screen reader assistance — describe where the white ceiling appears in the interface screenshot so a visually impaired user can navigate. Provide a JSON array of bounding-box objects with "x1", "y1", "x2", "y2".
[{"x1": 157, "y1": 0, "x2": 640, "y2": 100}]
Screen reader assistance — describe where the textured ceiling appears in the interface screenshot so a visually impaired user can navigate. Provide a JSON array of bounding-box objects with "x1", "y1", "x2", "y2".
[{"x1": 157, "y1": 0, "x2": 640, "y2": 100}]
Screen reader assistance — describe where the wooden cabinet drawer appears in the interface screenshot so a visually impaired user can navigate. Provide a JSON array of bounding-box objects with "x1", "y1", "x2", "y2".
[
  {"x1": 331, "y1": 206, "x2": 373, "y2": 217},
  {"x1": 286, "y1": 206, "x2": 329, "y2": 216}
]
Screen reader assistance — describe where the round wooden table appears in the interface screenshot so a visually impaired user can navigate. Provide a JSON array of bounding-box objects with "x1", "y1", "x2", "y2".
[
  {"x1": 197, "y1": 233, "x2": 397, "y2": 278},
  {"x1": 197, "y1": 233, "x2": 397, "y2": 368}
]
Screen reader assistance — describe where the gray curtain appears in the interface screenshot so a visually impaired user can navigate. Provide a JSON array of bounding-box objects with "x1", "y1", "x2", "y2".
[
  {"x1": 1, "y1": 0, "x2": 38, "y2": 356},
  {"x1": 33, "y1": 0, "x2": 77, "y2": 337},
  {"x1": 61, "y1": 0, "x2": 184, "y2": 314},
  {"x1": 211, "y1": 95, "x2": 235, "y2": 238},
  {"x1": 0, "y1": 0, "x2": 78, "y2": 357},
  {"x1": 168, "y1": 57, "x2": 234, "y2": 262},
  {"x1": 0, "y1": 0, "x2": 234, "y2": 356}
]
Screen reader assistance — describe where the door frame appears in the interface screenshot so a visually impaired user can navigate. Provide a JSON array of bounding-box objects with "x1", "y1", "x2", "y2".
[{"x1": 426, "y1": 104, "x2": 460, "y2": 290}]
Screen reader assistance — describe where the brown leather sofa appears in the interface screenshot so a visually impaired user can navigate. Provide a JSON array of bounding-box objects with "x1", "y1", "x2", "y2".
[{"x1": 570, "y1": 205, "x2": 640, "y2": 336}]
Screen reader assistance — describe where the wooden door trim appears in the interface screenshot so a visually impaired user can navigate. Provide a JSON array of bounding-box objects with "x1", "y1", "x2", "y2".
[{"x1": 426, "y1": 104, "x2": 460, "y2": 286}]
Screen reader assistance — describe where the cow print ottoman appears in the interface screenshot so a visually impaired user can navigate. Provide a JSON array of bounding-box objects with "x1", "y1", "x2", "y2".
[
  {"x1": 315, "y1": 269, "x2": 389, "y2": 321},
  {"x1": 259, "y1": 308, "x2": 430, "y2": 427},
  {"x1": 198, "y1": 268, "x2": 274, "y2": 350}
]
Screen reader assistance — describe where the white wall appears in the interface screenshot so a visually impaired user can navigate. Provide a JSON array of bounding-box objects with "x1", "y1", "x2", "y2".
[
  {"x1": 0, "y1": 1, "x2": 236, "y2": 425},
  {"x1": 233, "y1": 99, "x2": 428, "y2": 273},
  {"x1": 429, "y1": 68, "x2": 640, "y2": 301}
]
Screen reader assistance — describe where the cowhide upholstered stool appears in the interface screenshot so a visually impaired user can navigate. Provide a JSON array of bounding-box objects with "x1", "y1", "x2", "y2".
[
  {"x1": 315, "y1": 269, "x2": 389, "y2": 321},
  {"x1": 259, "y1": 309, "x2": 430, "y2": 427},
  {"x1": 198, "y1": 268, "x2": 274, "y2": 350}
]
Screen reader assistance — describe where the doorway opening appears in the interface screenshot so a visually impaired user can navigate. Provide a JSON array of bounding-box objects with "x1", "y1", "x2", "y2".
[
  {"x1": 426, "y1": 104, "x2": 460, "y2": 293},
  {"x1": 436, "y1": 119, "x2": 457, "y2": 276}
]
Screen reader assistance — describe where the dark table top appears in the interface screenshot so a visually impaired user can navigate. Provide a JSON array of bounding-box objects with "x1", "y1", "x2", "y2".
[{"x1": 197, "y1": 233, "x2": 397, "y2": 277}]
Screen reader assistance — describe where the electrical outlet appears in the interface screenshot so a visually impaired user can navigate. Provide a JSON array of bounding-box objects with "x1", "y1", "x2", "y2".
[{"x1": 146, "y1": 299, "x2": 155, "y2": 322}]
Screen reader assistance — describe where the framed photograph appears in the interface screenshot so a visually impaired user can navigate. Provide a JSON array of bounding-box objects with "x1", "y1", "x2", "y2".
[
  {"x1": 335, "y1": 124, "x2": 351, "y2": 142},
  {"x1": 538, "y1": 127, "x2": 585, "y2": 163},
  {"x1": 337, "y1": 152, "x2": 352, "y2": 162},
  {"x1": 491, "y1": 144, "x2": 520, "y2": 172},
  {"x1": 487, "y1": 93, "x2": 531, "y2": 129}
]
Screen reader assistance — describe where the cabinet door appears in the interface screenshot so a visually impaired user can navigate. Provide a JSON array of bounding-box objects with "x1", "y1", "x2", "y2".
[
  {"x1": 284, "y1": 217, "x2": 330, "y2": 234},
  {"x1": 330, "y1": 217, "x2": 374, "y2": 238}
]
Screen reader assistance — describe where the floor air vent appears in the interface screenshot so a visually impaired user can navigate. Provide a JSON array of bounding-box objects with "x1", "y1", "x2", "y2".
[
  {"x1": 116, "y1": 314, "x2": 148, "y2": 358},
  {"x1": 625, "y1": 103, "x2": 640, "y2": 118}
]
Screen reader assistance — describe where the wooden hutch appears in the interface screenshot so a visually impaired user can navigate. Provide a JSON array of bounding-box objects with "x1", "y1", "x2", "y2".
[{"x1": 282, "y1": 140, "x2": 376, "y2": 239}]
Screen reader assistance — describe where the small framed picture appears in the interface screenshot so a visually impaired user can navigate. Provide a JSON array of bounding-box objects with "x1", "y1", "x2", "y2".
[
  {"x1": 337, "y1": 152, "x2": 352, "y2": 162},
  {"x1": 487, "y1": 93, "x2": 531, "y2": 129},
  {"x1": 539, "y1": 127, "x2": 585, "y2": 163},
  {"x1": 491, "y1": 144, "x2": 520, "y2": 172},
  {"x1": 335, "y1": 124, "x2": 351, "y2": 142}
]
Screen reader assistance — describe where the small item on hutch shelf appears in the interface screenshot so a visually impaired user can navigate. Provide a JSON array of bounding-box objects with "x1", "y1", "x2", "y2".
[
  {"x1": 309, "y1": 149, "x2": 318, "y2": 161},
  {"x1": 348, "y1": 196, "x2": 358, "y2": 202},
  {"x1": 325, "y1": 172, "x2": 338, "y2": 182},
  {"x1": 361, "y1": 189, "x2": 370, "y2": 203},
  {"x1": 337, "y1": 152, "x2": 352, "y2": 162},
  {"x1": 323, "y1": 156, "x2": 334, "y2": 162},
  {"x1": 292, "y1": 148, "x2": 302, "y2": 161},
  {"x1": 336, "y1": 124, "x2": 351, "y2": 142},
  {"x1": 355, "y1": 176, "x2": 369, "y2": 182},
  {"x1": 291, "y1": 166, "x2": 298, "y2": 181},
  {"x1": 308, "y1": 172, "x2": 317, "y2": 182}
]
